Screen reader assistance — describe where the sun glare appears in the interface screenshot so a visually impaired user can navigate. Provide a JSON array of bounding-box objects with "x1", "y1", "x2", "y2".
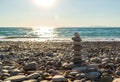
[{"x1": 31, "y1": 0, "x2": 56, "y2": 8}]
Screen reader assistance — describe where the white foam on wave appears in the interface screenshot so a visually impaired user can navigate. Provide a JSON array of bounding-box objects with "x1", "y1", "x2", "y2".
[
  {"x1": 83, "y1": 37, "x2": 120, "y2": 41},
  {"x1": 0, "y1": 37, "x2": 120, "y2": 42},
  {"x1": 0, "y1": 37, "x2": 71, "y2": 42}
]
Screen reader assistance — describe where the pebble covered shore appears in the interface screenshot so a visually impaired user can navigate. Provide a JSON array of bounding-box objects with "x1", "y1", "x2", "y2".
[{"x1": 0, "y1": 41, "x2": 120, "y2": 82}]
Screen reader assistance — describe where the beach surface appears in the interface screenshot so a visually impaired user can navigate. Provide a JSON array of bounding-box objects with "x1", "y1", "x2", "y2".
[{"x1": 0, "y1": 41, "x2": 120, "y2": 82}]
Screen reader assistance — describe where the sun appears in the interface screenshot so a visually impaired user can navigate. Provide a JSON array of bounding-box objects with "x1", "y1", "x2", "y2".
[{"x1": 31, "y1": 0, "x2": 56, "y2": 8}]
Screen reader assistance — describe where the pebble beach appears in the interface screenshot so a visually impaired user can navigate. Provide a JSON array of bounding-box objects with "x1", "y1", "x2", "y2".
[{"x1": 0, "y1": 41, "x2": 120, "y2": 82}]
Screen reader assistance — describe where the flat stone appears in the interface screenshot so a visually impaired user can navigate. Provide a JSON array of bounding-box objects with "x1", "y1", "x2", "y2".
[
  {"x1": 72, "y1": 67, "x2": 87, "y2": 72},
  {"x1": 69, "y1": 71, "x2": 79, "y2": 76},
  {"x1": 102, "y1": 58, "x2": 110, "y2": 62},
  {"x1": 23, "y1": 79, "x2": 37, "y2": 82},
  {"x1": 27, "y1": 73, "x2": 40, "y2": 79},
  {"x1": 72, "y1": 37, "x2": 81, "y2": 42},
  {"x1": 5, "y1": 75, "x2": 27, "y2": 82},
  {"x1": 1, "y1": 69, "x2": 9, "y2": 73},
  {"x1": 74, "y1": 79, "x2": 85, "y2": 82},
  {"x1": 73, "y1": 41, "x2": 81, "y2": 45},
  {"x1": 52, "y1": 75, "x2": 66, "y2": 82},
  {"x1": 40, "y1": 80, "x2": 50, "y2": 82},
  {"x1": 73, "y1": 51, "x2": 82, "y2": 55},
  {"x1": 0, "y1": 62, "x2": 2, "y2": 65},
  {"x1": 72, "y1": 45, "x2": 82, "y2": 51},
  {"x1": 85, "y1": 80, "x2": 91, "y2": 82}
]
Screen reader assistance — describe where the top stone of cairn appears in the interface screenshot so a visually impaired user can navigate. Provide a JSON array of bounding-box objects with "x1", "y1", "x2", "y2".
[{"x1": 72, "y1": 32, "x2": 81, "y2": 42}]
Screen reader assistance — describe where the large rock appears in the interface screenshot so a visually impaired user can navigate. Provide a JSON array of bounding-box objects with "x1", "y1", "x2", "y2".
[
  {"x1": 113, "y1": 78, "x2": 120, "y2": 82},
  {"x1": 86, "y1": 71, "x2": 101, "y2": 80},
  {"x1": 23, "y1": 62, "x2": 37, "y2": 71},
  {"x1": 52, "y1": 75, "x2": 66, "y2": 82},
  {"x1": 5, "y1": 75, "x2": 27, "y2": 82},
  {"x1": 100, "y1": 76, "x2": 113, "y2": 82}
]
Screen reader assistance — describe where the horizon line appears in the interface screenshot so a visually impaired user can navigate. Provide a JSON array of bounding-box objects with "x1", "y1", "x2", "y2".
[{"x1": 0, "y1": 26, "x2": 120, "y2": 28}]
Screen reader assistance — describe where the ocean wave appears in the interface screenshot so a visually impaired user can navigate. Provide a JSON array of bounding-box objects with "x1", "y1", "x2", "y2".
[{"x1": 0, "y1": 36, "x2": 120, "y2": 42}]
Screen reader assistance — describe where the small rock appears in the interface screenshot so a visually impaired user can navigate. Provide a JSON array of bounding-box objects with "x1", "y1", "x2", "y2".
[
  {"x1": 40, "y1": 80, "x2": 50, "y2": 82},
  {"x1": 69, "y1": 71, "x2": 79, "y2": 76},
  {"x1": 74, "y1": 79, "x2": 85, "y2": 82}
]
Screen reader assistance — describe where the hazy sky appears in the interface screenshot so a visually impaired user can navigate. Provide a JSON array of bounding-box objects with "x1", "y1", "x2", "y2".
[{"x1": 0, "y1": 0, "x2": 120, "y2": 27}]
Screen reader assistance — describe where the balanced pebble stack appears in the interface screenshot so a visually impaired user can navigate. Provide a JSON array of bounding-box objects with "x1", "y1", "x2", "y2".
[{"x1": 72, "y1": 32, "x2": 82, "y2": 64}]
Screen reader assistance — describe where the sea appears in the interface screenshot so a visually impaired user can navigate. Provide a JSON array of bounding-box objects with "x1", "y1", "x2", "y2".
[{"x1": 0, "y1": 27, "x2": 120, "y2": 42}]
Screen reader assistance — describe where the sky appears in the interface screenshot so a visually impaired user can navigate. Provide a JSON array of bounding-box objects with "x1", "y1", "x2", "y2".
[{"x1": 0, "y1": 0, "x2": 120, "y2": 27}]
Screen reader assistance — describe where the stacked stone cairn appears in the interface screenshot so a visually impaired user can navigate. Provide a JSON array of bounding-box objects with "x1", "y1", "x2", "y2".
[{"x1": 72, "y1": 32, "x2": 82, "y2": 64}]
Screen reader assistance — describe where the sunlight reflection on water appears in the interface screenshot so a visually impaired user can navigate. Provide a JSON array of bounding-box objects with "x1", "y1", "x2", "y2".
[{"x1": 32, "y1": 27, "x2": 57, "y2": 38}]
